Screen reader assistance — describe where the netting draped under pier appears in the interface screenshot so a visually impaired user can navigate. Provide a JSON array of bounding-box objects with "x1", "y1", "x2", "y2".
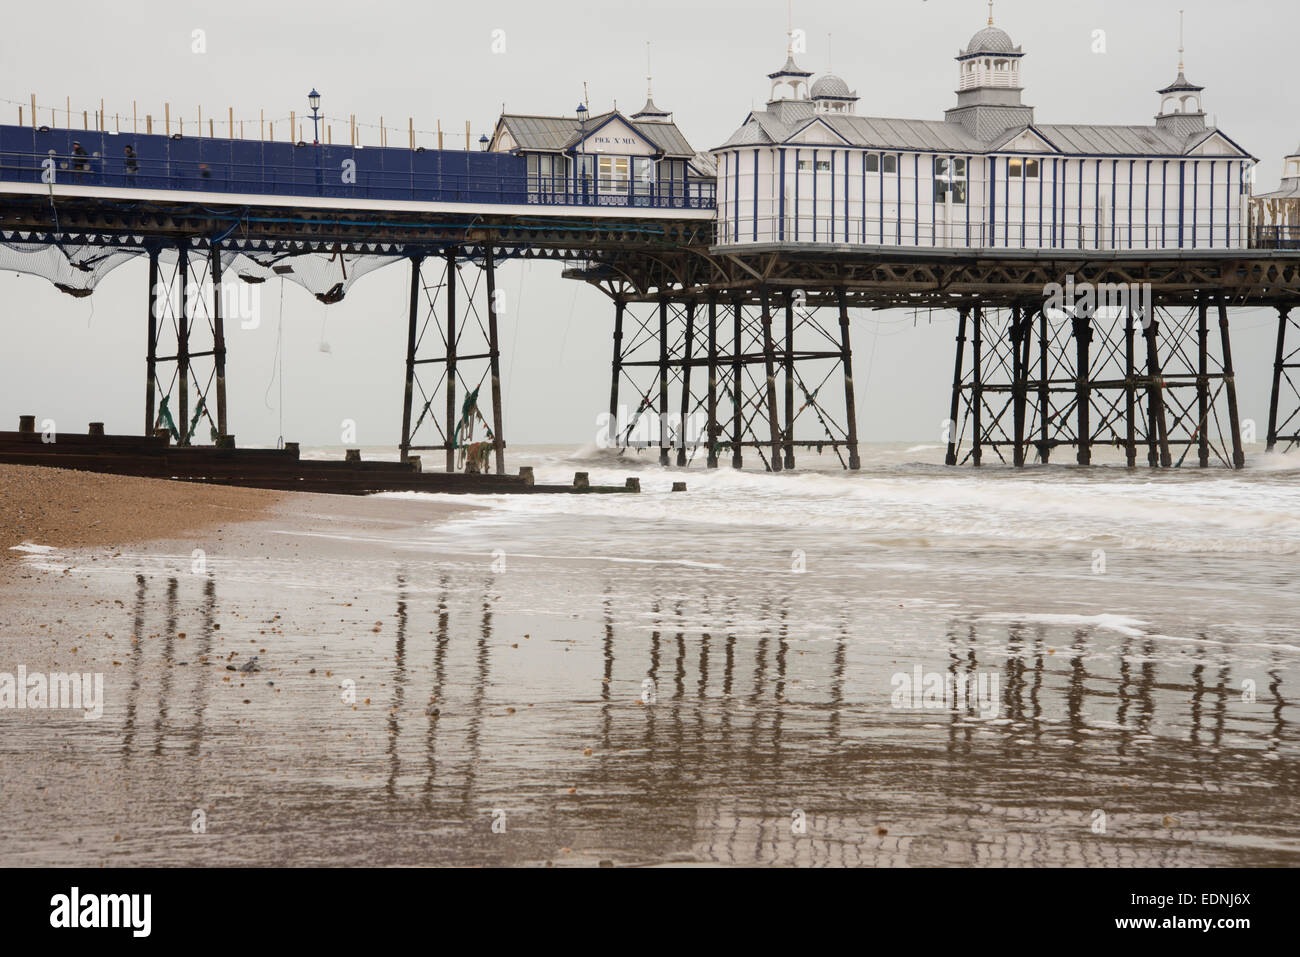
[
  {"x1": 0, "y1": 241, "x2": 137, "y2": 295},
  {"x1": 0, "y1": 240, "x2": 401, "y2": 303},
  {"x1": 175, "y1": 247, "x2": 399, "y2": 304}
]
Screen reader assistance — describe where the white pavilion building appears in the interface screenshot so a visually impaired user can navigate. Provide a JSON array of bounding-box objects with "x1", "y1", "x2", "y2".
[{"x1": 713, "y1": 13, "x2": 1255, "y2": 251}]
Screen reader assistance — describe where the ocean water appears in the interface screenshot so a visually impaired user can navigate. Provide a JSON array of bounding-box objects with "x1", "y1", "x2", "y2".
[{"x1": 3, "y1": 443, "x2": 1299, "y2": 866}]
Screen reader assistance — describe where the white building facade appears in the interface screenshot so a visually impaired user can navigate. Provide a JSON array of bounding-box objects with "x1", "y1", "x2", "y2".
[{"x1": 714, "y1": 18, "x2": 1255, "y2": 251}]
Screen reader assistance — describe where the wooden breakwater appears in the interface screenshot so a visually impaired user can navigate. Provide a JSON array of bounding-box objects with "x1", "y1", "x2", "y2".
[{"x1": 0, "y1": 418, "x2": 644, "y2": 496}]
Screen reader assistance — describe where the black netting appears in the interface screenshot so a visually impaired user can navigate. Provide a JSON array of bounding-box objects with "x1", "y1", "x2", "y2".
[
  {"x1": 217, "y1": 249, "x2": 398, "y2": 303},
  {"x1": 0, "y1": 242, "x2": 139, "y2": 296}
]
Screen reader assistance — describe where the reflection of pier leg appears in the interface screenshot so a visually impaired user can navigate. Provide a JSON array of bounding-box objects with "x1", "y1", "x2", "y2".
[
  {"x1": 945, "y1": 306, "x2": 968, "y2": 466},
  {"x1": 1217, "y1": 299, "x2": 1246, "y2": 469},
  {"x1": 145, "y1": 248, "x2": 159, "y2": 436}
]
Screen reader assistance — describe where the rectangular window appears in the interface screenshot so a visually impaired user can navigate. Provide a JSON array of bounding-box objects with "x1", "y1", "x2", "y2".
[
  {"x1": 866, "y1": 153, "x2": 879, "y2": 173},
  {"x1": 815, "y1": 160, "x2": 831, "y2": 171},
  {"x1": 934, "y1": 155, "x2": 967, "y2": 205},
  {"x1": 797, "y1": 159, "x2": 812, "y2": 171},
  {"x1": 599, "y1": 156, "x2": 629, "y2": 192},
  {"x1": 882, "y1": 154, "x2": 897, "y2": 174},
  {"x1": 1009, "y1": 157, "x2": 1040, "y2": 179},
  {"x1": 633, "y1": 157, "x2": 653, "y2": 196}
]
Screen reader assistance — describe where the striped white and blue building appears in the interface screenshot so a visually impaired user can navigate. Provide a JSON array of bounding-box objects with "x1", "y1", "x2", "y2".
[{"x1": 713, "y1": 16, "x2": 1255, "y2": 251}]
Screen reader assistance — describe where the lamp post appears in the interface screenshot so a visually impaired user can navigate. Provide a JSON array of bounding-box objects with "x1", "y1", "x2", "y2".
[
  {"x1": 576, "y1": 102, "x2": 588, "y2": 202},
  {"x1": 308, "y1": 88, "x2": 321, "y2": 145},
  {"x1": 308, "y1": 89, "x2": 322, "y2": 194}
]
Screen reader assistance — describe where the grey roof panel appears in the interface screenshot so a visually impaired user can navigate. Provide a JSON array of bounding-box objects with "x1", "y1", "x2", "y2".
[{"x1": 499, "y1": 111, "x2": 696, "y2": 157}]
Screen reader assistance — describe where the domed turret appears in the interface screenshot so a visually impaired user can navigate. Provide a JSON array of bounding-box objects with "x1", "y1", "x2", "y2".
[
  {"x1": 811, "y1": 73, "x2": 858, "y2": 114},
  {"x1": 965, "y1": 25, "x2": 1019, "y2": 56},
  {"x1": 945, "y1": 4, "x2": 1033, "y2": 139}
]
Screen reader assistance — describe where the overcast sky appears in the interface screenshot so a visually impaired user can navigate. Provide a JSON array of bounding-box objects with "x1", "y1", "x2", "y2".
[{"x1": 2, "y1": 0, "x2": 1297, "y2": 449}]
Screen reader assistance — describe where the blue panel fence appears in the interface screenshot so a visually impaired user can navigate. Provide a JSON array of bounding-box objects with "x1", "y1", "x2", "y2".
[{"x1": 0, "y1": 124, "x2": 716, "y2": 211}]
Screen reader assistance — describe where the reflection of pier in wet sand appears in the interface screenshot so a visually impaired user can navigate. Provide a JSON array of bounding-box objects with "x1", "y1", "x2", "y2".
[{"x1": 5, "y1": 547, "x2": 1291, "y2": 868}]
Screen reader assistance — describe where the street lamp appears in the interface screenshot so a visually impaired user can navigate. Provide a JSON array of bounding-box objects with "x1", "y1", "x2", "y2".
[
  {"x1": 308, "y1": 88, "x2": 321, "y2": 145},
  {"x1": 576, "y1": 102, "x2": 588, "y2": 201},
  {"x1": 478, "y1": 134, "x2": 489, "y2": 151}
]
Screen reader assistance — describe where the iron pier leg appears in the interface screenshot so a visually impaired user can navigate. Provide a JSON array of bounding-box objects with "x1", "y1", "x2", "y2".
[
  {"x1": 658, "y1": 298, "x2": 670, "y2": 467},
  {"x1": 783, "y1": 293, "x2": 795, "y2": 469},
  {"x1": 177, "y1": 239, "x2": 190, "y2": 446},
  {"x1": 731, "y1": 297, "x2": 743, "y2": 469},
  {"x1": 145, "y1": 248, "x2": 159, "y2": 436},
  {"x1": 1038, "y1": 308, "x2": 1051, "y2": 464},
  {"x1": 609, "y1": 299, "x2": 624, "y2": 451},
  {"x1": 1143, "y1": 311, "x2": 1172, "y2": 468},
  {"x1": 1267, "y1": 306, "x2": 1290, "y2": 453},
  {"x1": 445, "y1": 248, "x2": 458, "y2": 472},
  {"x1": 945, "y1": 305, "x2": 968, "y2": 466},
  {"x1": 837, "y1": 288, "x2": 861, "y2": 470},
  {"x1": 1124, "y1": 306, "x2": 1137, "y2": 467},
  {"x1": 1217, "y1": 298, "x2": 1246, "y2": 469},
  {"x1": 1197, "y1": 295, "x2": 1210, "y2": 468},
  {"x1": 1011, "y1": 305, "x2": 1027, "y2": 468},
  {"x1": 678, "y1": 302, "x2": 695, "y2": 466},
  {"x1": 1074, "y1": 310, "x2": 1092, "y2": 466},
  {"x1": 707, "y1": 295, "x2": 719, "y2": 469},
  {"x1": 399, "y1": 254, "x2": 422, "y2": 462},
  {"x1": 972, "y1": 306, "x2": 984, "y2": 467},
  {"x1": 760, "y1": 287, "x2": 783, "y2": 472},
  {"x1": 210, "y1": 242, "x2": 228, "y2": 441},
  {"x1": 485, "y1": 247, "x2": 505, "y2": 475}
]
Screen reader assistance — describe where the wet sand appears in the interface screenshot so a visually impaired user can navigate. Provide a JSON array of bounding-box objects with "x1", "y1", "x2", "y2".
[{"x1": 1, "y1": 453, "x2": 1298, "y2": 867}]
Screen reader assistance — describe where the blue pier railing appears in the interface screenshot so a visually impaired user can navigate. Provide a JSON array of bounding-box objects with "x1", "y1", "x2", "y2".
[
  {"x1": 1252, "y1": 226, "x2": 1300, "y2": 250},
  {"x1": 0, "y1": 124, "x2": 716, "y2": 211}
]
